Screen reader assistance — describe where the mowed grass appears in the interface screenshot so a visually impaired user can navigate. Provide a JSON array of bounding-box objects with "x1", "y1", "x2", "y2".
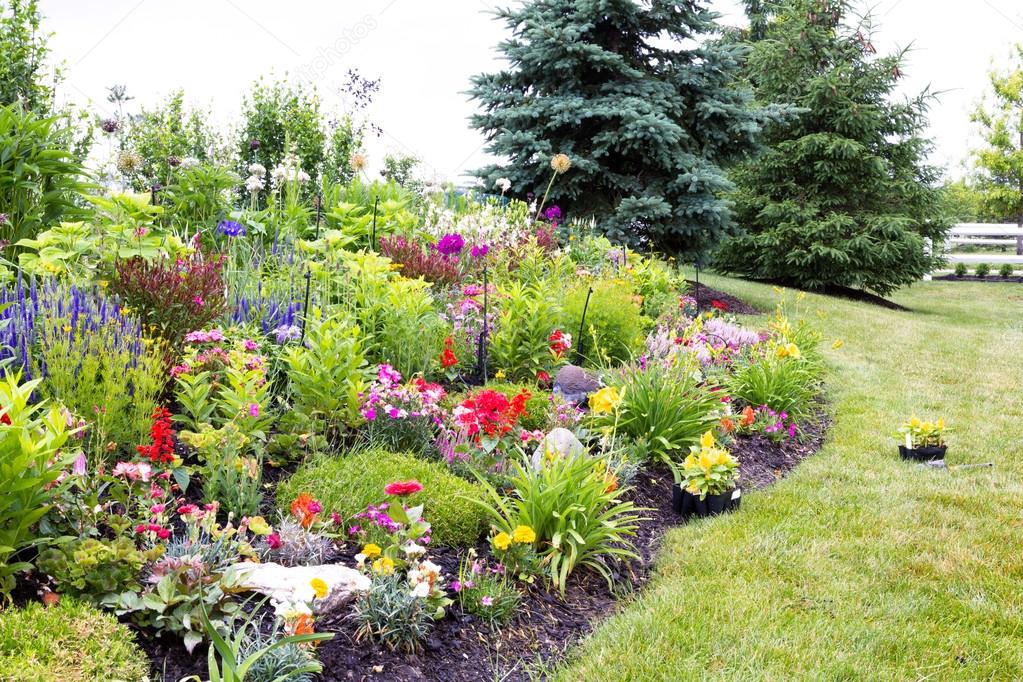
[{"x1": 557, "y1": 274, "x2": 1023, "y2": 681}]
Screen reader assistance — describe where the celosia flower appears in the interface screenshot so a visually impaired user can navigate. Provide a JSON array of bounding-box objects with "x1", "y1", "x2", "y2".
[{"x1": 384, "y1": 480, "x2": 423, "y2": 497}]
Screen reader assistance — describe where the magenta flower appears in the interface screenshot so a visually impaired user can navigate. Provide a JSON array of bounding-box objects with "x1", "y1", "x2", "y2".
[
  {"x1": 248, "y1": 403, "x2": 260, "y2": 417},
  {"x1": 481, "y1": 596, "x2": 493, "y2": 606}
]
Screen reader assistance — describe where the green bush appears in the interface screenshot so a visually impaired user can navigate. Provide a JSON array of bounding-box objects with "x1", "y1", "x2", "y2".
[
  {"x1": 489, "y1": 281, "x2": 563, "y2": 382},
  {"x1": 953, "y1": 262, "x2": 968, "y2": 277},
  {"x1": 563, "y1": 279, "x2": 647, "y2": 366},
  {"x1": 0, "y1": 599, "x2": 148, "y2": 681},
  {"x1": 999, "y1": 263, "x2": 1014, "y2": 278},
  {"x1": 975, "y1": 262, "x2": 991, "y2": 277},
  {"x1": 727, "y1": 350, "x2": 819, "y2": 418},
  {"x1": 278, "y1": 449, "x2": 488, "y2": 547}
]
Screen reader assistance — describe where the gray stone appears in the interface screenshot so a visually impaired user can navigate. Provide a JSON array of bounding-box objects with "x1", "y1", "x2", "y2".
[
  {"x1": 229, "y1": 561, "x2": 370, "y2": 615},
  {"x1": 531, "y1": 427, "x2": 586, "y2": 469},
  {"x1": 553, "y1": 364, "x2": 601, "y2": 405}
]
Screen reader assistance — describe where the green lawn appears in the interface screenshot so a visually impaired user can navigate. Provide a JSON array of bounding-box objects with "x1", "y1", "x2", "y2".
[{"x1": 557, "y1": 274, "x2": 1023, "y2": 681}]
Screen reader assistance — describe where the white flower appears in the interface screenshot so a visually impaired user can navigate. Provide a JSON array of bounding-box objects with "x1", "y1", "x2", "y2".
[
  {"x1": 245, "y1": 175, "x2": 265, "y2": 193},
  {"x1": 495, "y1": 177, "x2": 511, "y2": 193},
  {"x1": 180, "y1": 156, "x2": 200, "y2": 169},
  {"x1": 248, "y1": 163, "x2": 266, "y2": 177},
  {"x1": 296, "y1": 170, "x2": 311, "y2": 184},
  {"x1": 410, "y1": 581, "x2": 430, "y2": 599},
  {"x1": 271, "y1": 165, "x2": 289, "y2": 186},
  {"x1": 401, "y1": 543, "x2": 426, "y2": 558},
  {"x1": 355, "y1": 553, "x2": 367, "y2": 566}
]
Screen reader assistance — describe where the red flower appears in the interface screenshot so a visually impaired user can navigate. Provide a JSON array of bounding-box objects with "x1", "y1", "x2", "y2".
[
  {"x1": 267, "y1": 533, "x2": 282, "y2": 549},
  {"x1": 291, "y1": 493, "x2": 322, "y2": 528},
  {"x1": 441, "y1": 336, "x2": 458, "y2": 369},
  {"x1": 711, "y1": 299, "x2": 729, "y2": 312},
  {"x1": 0, "y1": 412, "x2": 9, "y2": 425},
  {"x1": 536, "y1": 370, "x2": 551, "y2": 385},
  {"x1": 548, "y1": 329, "x2": 571, "y2": 358},
  {"x1": 136, "y1": 407, "x2": 175, "y2": 464},
  {"x1": 384, "y1": 480, "x2": 423, "y2": 496}
]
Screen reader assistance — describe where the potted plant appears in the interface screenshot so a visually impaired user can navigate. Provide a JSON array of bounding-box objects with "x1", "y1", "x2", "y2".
[
  {"x1": 897, "y1": 416, "x2": 946, "y2": 461},
  {"x1": 670, "y1": 431, "x2": 741, "y2": 518}
]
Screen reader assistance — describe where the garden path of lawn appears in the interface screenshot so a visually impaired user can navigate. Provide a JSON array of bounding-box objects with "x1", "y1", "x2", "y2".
[{"x1": 556, "y1": 274, "x2": 1023, "y2": 681}]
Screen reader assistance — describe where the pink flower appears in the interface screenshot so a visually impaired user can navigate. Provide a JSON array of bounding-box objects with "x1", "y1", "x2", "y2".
[
  {"x1": 267, "y1": 533, "x2": 282, "y2": 549},
  {"x1": 193, "y1": 295, "x2": 204, "y2": 307},
  {"x1": 170, "y1": 364, "x2": 191, "y2": 377},
  {"x1": 243, "y1": 339, "x2": 258, "y2": 351},
  {"x1": 248, "y1": 403, "x2": 260, "y2": 418},
  {"x1": 149, "y1": 483, "x2": 164, "y2": 499},
  {"x1": 72, "y1": 451, "x2": 87, "y2": 476},
  {"x1": 481, "y1": 596, "x2": 493, "y2": 606},
  {"x1": 331, "y1": 512, "x2": 342, "y2": 525},
  {"x1": 384, "y1": 480, "x2": 423, "y2": 496},
  {"x1": 112, "y1": 461, "x2": 139, "y2": 480},
  {"x1": 177, "y1": 503, "x2": 199, "y2": 517},
  {"x1": 150, "y1": 503, "x2": 166, "y2": 515},
  {"x1": 157, "y1": 528, "x2": 171, "y2": 540},
  {"x1": 136, "y1": 462, "x2": 153, "y2": 482},
  {"x1": 450, "y1": 580, "x2": 462, "y2": 593},
  {"x1": 134, "y1": 524, "x2": 146, "y2": 534}
]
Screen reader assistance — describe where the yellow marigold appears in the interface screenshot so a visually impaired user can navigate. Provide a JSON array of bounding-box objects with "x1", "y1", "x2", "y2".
[
  {"x1": 372, "y1": 556, "x2": 395, "y2": 575},
  {"x1": 310, "y1": 577, "x2": 329, "y2": 599},
  {"x1": 589, "y1": 386, "x2": 622, "y2": 415},
  {"x1": 492, "y1": 531, "x2": 512, "y2": 551},
  {"x1": 362, "y1": 543, "x2": 382, "y2": 559},
  {"x1": 512, "y1": 525, "x2": 536, "y2": 544},
  {"x1": 550, "y1": 153, "x2": 571, "y2": 174}
]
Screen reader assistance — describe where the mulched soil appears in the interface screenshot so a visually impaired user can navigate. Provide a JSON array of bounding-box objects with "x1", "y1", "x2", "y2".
[
  {"x1": 934, "y1": 274, "x2": 1023, "y2": 284},
  {"x1": 135, "y1": 411, "x2": 830, "y2": 682},
  {"x1": 686, "y1": 280, "x2": 760, "y2": 315}
]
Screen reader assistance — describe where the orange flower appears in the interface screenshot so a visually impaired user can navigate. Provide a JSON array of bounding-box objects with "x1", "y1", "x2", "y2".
[
  {"x1": 291, "y1": 493, "x2": 322, "y2": 528},
  {"x1": 289, "y1": 613, "x2": 315, "y2": 636},
  {"x1": 740, "y1": 406, "x2": 755, "y2": 427},
  {"x1": 604, "y1": 473, "x2": 619, "y2": 494},
  {"x1": 720, "y1": 417, "x2": 735, "y2": 434}
]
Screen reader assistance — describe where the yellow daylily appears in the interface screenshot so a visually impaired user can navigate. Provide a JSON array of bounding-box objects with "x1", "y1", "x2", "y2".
[{"x1": 589, "y1": 386, "x2": 623, "y2": 415}]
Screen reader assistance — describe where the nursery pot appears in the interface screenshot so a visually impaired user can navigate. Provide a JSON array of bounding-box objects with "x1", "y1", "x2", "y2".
[
  {"x1": 673, "y1": 484, "x2": 742, "y2": 518},
  {"x1": 899, "y1": 444, "x2": 946, "y2": 462}
]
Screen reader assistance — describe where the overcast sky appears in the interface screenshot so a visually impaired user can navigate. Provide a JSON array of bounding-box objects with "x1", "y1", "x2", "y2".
[{"x1": 39, "y1": 0, "x2": 1023, "y2": 183}]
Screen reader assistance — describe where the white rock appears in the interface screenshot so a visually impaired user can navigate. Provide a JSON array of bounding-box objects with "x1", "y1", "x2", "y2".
[
  {"x1": 530, "y1": 427, "x2": 586, "y2": 469},
  {"x1": 229, "y1": 561, "x2": 370, "y2": 615}
]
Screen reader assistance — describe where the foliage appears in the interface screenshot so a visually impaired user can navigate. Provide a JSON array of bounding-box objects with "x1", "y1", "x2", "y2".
[
  {"x1": 0, "y1": 599, "x2": 148, "y2": 681},
  {"x1": 0, "y1": 0, "x2": 53, "y2": 114},
  {"x1": 452, "y1": 549, "x2": 521, "y2": 629},
  {"x1": 898, "y1": 415, "x2": 945, "y2": 449},
  {"x1": 593, "y1": 361, "x2": 722, "y2": 464},
  {"x1": 1000, "y1": 263, "x2": 1014, "y2": 278},
  {"x1": 111, "y1": 252, "x2": 227, "y2": 349},
  {"x1": 974, "y1": 262, "x2": 991, "y2": 278},
  {"x1": 0, "y1": 104, "x2": 91, "y2": 246},
  {"x1": 35, "y1": 536, "x2": 147, "y2": 604},
  {"x1": 381, "y1": 153, "x2": 423, "y2": 194},
  {"x1": 0, "y1": 374, "x2": 76, "y2": 597},
  {"x1": 970, "y1": 44, "x2": 1023, "y2": 226},
  {"x1": 279, "y1": 449, "x2": 488, "y2": 547},
  {"x1": 485, "y1": 382, "x2": 551, "y2": 432},
  {"x1": 352, "y1": 572, "x2": 434, "y2": 653},
  {"x1": 182, "y1": 422, "x2": 264, "y2": 520},
  {"x1": 378, "y1": 235, "x2": 461, "y2": 285},
  {"x1": 238, "y1": 77, "x2": 326, "y2": 191},
  {"x1": 473, "y1": 453, "x2": 643, "y2": 595},
  {"x1": 716, "y1": 0, "x2": 950, "y2": 296},
  {"x1": 489, "y1": 281, "x2": 563, "y2": 382},
  {"x1": 255, "y1": 517, "x2": 334, "y2": 568},
  {"x1": 163, "y1": 163, "x2": 240, "y2": 231},
  {"x1": 282, "y1": 313, "x2": 371, "y2": 431},
  {"x1": 954, "y1": 262, "x2": 967, "y2": 277},
  {"x1": 361, "y1": 364, "x2": 447, "y2": 454},
  {"x1": 469, "y1": 0, "x2": 783, "y2": 255},
  {"x1": 673, "y1": 431, "x2": 740, "y2": 499},
  {"x1": 727, "y1": 347, "x2": 818, "y2": 419},
  {"x1": 121, "y1": 90, "x2": 222, "y2": 190},
  {"x1": 564, "y1": 279, "x2": 647, "y2": 365}
]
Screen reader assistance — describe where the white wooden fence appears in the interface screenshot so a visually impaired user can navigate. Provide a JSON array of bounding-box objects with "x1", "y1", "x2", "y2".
[{"x1": 945, "y1": 223, "x2": 1023, "y2": 264}]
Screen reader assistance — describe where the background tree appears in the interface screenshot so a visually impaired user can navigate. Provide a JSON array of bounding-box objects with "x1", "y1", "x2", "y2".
[
  {"x1": 0, "y1": 0, "x2": 52, "y2": 114},
  {"x1": 970, "y1": 44, "x2": 1023, "y2": 250},
  {"x1": 715, "y1": 0, "x2": 948, "y2": 296},
  {"x1": 469, "y1": 0, "x2": 783, "y2": 257}
]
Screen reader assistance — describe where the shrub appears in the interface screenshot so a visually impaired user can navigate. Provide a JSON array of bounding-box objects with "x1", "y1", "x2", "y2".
[
  {"x1": 279, "y1": 449, "x2": 488, "y2": 547},
  {"x1": 489, "y1": 281, "x2": 563, "y2": 382},
  {"x1": 999, "y1": 262, "x2": 1014, "y2": 278},
  {"x1": 975, "y1": 262, "x2": 991, "y2": 277},
  {"x1": 474, "y1": 453, "x2": 643, "y2": 595},
  {"x1": 0, "y1": 104, "x2": 90, "y2": 246},
  {"x1": 0, "y1": 599, "x2": 148, "y2": 681},
  {"x1": 111, "y1": 252, "x2": 227, "y2": 350},
  {"x1": 953, "y1": 262, "x2": 967, "y2": 277},
  {"x1": 35, "y1": 537, "x2": 146, "y2": 604},
  {"x1": 283, "y1": 314, "x2": 372, "y2": 432},
  {"x1": 592, "y1": 361, "x2": 722, "y2": 464},
  {"x1": 0, "y1": 374, "x2": 78, "y2": 597},
  {"x1": 353, "y1": 573, "x2": 434, "y2": 653},
  {"x1": 163, "y1": 163, "x2": 239, "y2": 231},
  {"x1": 563, "y1": 279, "x2": 647, "y2": 365},
  {"x1": 378, "y1": 235, "x2": 461, "y2": 285}
]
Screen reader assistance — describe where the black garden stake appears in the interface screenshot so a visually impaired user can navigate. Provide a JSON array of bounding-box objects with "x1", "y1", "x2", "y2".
[
  {"x1": 475, "y1": 265, "x2": 490, "y2": 384},
  {"x1": 575, "y1": 286, "x2": 594, "y2": 364},
  {"x1": 694, "y1": 261, "x2": 701, "y2": 310}
]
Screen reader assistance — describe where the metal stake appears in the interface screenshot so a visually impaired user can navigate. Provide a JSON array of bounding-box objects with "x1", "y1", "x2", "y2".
[{"x1": 576, "y1": 286, "x2": 594, "y2": 364}]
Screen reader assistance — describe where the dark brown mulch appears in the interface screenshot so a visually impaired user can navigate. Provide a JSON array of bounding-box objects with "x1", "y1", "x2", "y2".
[
  {"x1": 686, "y1": 280, "x2": 760, "y2": 315},
  {"x1": 934, "y1": 274, "x2": 1023, "y2": 284},
  {"x1": 133, "y1": 410, "x2": 829, "y2": 682},
  {"x1": 818, "y1": 284, "x2": 909, "y2": 311}
]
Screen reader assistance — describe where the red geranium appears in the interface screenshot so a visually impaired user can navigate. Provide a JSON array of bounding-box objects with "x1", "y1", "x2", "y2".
[
  {"x1": 440, "y1": 336, "x2": 458, "y2": 369},
  {"x1": 548, "y1": 329, "x2": 571, "y2": 358},
  {"x1": 454, "y1": 388, "x2": 529, "y2": 439},
  {"x1": 710, "y1": 299, "x2": 729, "y2": 312},
  {"x1": 384, "y1": 480, "x2": 424, "y2": 497}
]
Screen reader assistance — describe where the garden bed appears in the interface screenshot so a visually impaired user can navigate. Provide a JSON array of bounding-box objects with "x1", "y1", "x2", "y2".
[
  {"x1": 138, "y1": 412, "x2": 828, "y2": 682},
  {"x1": 686, "y1": 280, "x2": 761, "y2": 315},
  {"x1": 934, "y1": 274, "x2": 1023, "y2": 284}
]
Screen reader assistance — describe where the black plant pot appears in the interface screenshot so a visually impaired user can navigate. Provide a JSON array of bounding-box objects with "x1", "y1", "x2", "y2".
[
  {"x1": 899, "y1": 444, "x2": 946, "y2": 462},
  {"x1": 672, "y1": 484, "x2": 741, "y2": 518}
]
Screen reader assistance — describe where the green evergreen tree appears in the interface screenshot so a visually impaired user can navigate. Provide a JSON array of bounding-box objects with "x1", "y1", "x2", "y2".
[
  {"x1": 715, "y1": 0, "x2": 948, "y2": 296},
  {"x1": 970, "y1": 44, "x2": 1023, "y2": 245},
  {"x1": 469, "y1": 0, "x2": 782, "y2": 256}
]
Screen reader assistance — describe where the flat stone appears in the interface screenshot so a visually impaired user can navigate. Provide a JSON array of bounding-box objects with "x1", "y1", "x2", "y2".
[{"x1": 229, "y1": 561, "x2": 370, "y2": 615}]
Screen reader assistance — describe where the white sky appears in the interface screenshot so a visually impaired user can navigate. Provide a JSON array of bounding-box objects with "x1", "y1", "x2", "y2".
[{"x1": 39, "y1": 0, "x2": 1023, "y2": 183}]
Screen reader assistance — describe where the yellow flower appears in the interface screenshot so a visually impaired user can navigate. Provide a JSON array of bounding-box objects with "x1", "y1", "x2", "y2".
[
  {"x1": 310, "y1": 577, "x2": 329, "y2": 599},
  {"x1": 909, "y1": 416, "x2": 921, "y2": 430},
  {"x1": 550, "y1": 153, "x2": 571, "y2": 174},
  {"x1": 372, "y1": 557, "x2": 395, "y2": 575},
  {"x1": 494, "y1": 369, "x2": 506, "y2": 380},
  {"x1": 699, "y1": 450, "x2": 715, "y2": 470},
  {"x1": 700, "y1": 431, "x2": 716, "y2": 449},
  {"x1": 492, "y1": 532, "x2": 512, "y2": 551},
  {"x1": 512, "y1": 525, "x2": 536, "y2": 544},
  {"x1": 832, "y1": 339, "x2": 844, "y2": 349},
  {"x1": 62, "y1": 324, "x2": 71, "y2": 333},
  {"x1": 247, "y1": 516, "x2": 271, "y2": 535},
  {"x1": 776, "y1": 343, "x2": 801, "y2": 360},
  {"x1": 589, "y1": 386, "x2": 622, "y2": 415},
  {"x1": 362, "y1": 543, "x2": 381, "y2": 560},
  {"x1": 936, "y1": 418, "x2": 945, "y2": 430}
]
